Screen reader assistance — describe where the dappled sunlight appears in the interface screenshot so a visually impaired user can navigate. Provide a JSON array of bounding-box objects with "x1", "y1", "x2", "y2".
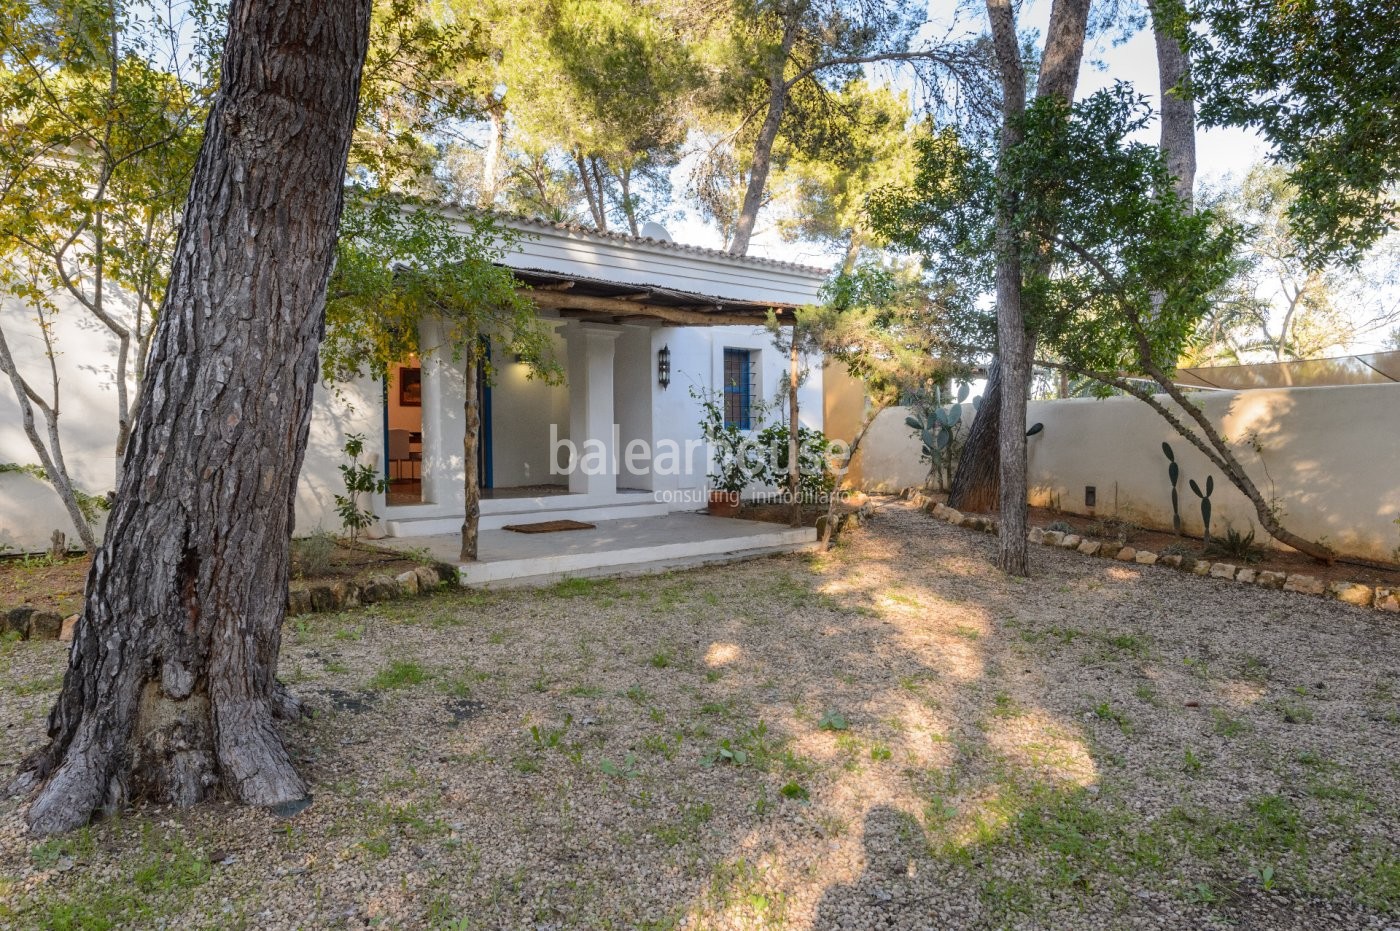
[
  {"x1": 9, "y1": 501, "x2": 1397, "y2": 927},
  {"x1": 705, "y1": 641, "x2": 743, "y2": 667},
  {"x1": 1218, "y1": 679, "x2": 1268, "y2": 706},
  {"x1": 1221, "y1": 389, "x2": 1296, "y2": 447},
  {"x1": 983, "y1": 711, "x2": 1099, "y2": 791}
]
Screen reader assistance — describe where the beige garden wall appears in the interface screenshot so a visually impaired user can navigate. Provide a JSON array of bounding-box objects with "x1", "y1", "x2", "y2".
[{"x1": 851, "y1": 383, "x2": 1400, "y2": 563}]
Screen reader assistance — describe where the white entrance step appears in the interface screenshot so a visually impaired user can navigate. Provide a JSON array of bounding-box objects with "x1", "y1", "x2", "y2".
[
  {"x1": 374, "y1": 513, "x2": 822, "y2": 589},
  {"x1": 382, "y1": 493, "x2": 668, "y2": 537},
  {"x1": 457, "y1": 522, "x2": 819, "y2": 588}
]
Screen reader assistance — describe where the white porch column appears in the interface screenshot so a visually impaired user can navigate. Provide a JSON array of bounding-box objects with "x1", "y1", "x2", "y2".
[{"x1": 563, "y1": 323, "x2": 622, "y2": 496}]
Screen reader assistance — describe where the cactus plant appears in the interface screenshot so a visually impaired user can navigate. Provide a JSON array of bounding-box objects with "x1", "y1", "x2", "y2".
[
  {"x1": 1162, "y1": 442, "x2": 1183, "y2": 535},
  {"x1": 1188, "y1": 474, "x2": 1215, "y2": 545},
  {"x1": 906, "y1": 382, "x2": 976, "y2": 490}
]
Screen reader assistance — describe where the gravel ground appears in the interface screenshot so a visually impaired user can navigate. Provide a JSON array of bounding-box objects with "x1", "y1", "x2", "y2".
[{"x1": 1, "y1": 500, "x2": 1397, "y2": 930}]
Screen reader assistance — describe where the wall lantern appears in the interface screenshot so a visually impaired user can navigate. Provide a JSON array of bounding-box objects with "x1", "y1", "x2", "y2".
[{"x1": 657, "y1": 344, "x2": 671, "y2": 389}]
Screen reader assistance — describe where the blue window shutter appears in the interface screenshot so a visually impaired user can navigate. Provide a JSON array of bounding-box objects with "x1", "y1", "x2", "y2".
[{"x1": 723, "y1": 348, "x2": 754, "y2": 429}]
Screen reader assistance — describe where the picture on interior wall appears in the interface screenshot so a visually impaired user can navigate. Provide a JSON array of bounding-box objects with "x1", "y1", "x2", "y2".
[{"x1": 399, "y1": 367, "x2": 422, "y2": 407}]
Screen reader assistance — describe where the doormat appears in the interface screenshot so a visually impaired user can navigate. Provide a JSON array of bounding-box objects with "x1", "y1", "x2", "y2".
[{"x1": 502, "y1": 520, "x2": 597, "y2": 534}]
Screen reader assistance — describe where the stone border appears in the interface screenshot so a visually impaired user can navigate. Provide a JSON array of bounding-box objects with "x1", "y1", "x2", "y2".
[
  {"x1": 1, "y1": 606, "x2": 70, "y2": 643},
  {"x1": 285, "y1": 562, "x2": 459, "y2": 618},
  {"x1": 901, "y1": 488, "x2": 1399, "y2": 614},
  {"x1": 1, "y1": 561, "x2": 462, "y2": 644}
]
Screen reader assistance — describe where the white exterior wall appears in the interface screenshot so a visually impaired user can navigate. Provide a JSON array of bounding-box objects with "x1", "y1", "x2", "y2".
[
  {"x1": 851, "y1": 384, "x2": 1400, "y2": 563},
  {"x1": 486, "y1": 328, "x2": 571, "y2": 489},
  {"x1": 0, "y1": 293, "x2": 128, "y2": 552},
  {"x1": 294, "y1": 376, "x2": 382, "y2": 533}
]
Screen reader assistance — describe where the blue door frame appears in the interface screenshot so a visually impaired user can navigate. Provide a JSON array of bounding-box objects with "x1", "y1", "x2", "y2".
[{"x1": 478, "y1": 344, "x2": 493, "y2": 489}]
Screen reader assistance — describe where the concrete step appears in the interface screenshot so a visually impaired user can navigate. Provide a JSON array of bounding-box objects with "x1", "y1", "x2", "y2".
[
  {"x1": 384, "y1": 499, "x2": 670, "y2": 536},
  {"x1": 456, "y1": 525, "x2": 820, "y2": 588}
]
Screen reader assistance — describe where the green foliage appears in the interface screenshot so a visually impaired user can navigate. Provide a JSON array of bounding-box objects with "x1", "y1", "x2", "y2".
[
  {"x1": 1186, "y1": 0, "x2": 1399, "y2": 264},
  {"x1": 491, "y1": 0, "x2": 692, "y2": 232},
  {"x1": 872, "y1": 85, "x2": 1240, "y2": 384},
  {"x1": 1205, "y1": 525, "x2": 1264, "y2": 565},
  {"x1": 771, "y1": 79, "x2": 920, "y2": 263},
  {"x1": 353, "y1": 0, "x2": 490, "y2": 187},
  {"x1": 599, "y1": 752, "x2": 641, "y2": 779},
  {"x1": 369, "y1": 659, "x2": 430, "y2": 690},
  {"x1": 290, "y1": 531, "x2": 338, "y2": 579},
  {"x1": 692, "y1": 386, "x2": 772, "y2": 493},
  {"x1": 778, "y1": 781, "x2": 809, "y2": 801},
  {"x1": 817, "y1": 710, "x2": 848, "y2": 732},
  {"x1": 334, "y1": 434, "x2": 388, "y2": 542},
  {"x1": 685, "y1": 0, "x2": 967, "y2": 247},
  {"x1": 905, "y1": 381, "x2": 980, "y2": 491},
  {"x1": 324, "y1": 193, "x2": 559, "y2": 387},
  {"x1": 753, "y1": 421, "x2": 835, "y2": 500},
  {"x1": 1187, "y1": 164, "x2": 1400, "y2": 366},
  {"x1": 711, "y1": 721, "x2": 778, "y2": 769}
]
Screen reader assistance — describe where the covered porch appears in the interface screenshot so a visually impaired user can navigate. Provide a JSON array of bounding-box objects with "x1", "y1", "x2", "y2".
[
  {"x1": 377, "y1": 266, "x2": 805, "y2": 537},
  {"x1": 378, "y1": 511, "x2": 819, "y2": 588}
]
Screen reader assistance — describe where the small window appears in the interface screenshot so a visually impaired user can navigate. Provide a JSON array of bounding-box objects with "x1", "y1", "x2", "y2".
[{"x1": 722, "y1": 348, "x2": 755, "y2": 429}]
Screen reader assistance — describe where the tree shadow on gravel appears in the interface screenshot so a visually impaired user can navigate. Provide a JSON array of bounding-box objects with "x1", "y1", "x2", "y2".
[{"x1": 1, "y1": 502, "x2": 1396, "y2": 929}]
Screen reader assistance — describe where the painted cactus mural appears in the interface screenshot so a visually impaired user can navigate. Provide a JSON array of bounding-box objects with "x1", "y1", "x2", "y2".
[
  {"x1": 1163, "y1": 442, "x2": 1215, "y2": 543},
  {"x1": 1189, "y1": 475, "x2": 1216, "y2": 546},
  {"x1": 1162, "y1": 442, "x2": 1183, "y2": 535}
]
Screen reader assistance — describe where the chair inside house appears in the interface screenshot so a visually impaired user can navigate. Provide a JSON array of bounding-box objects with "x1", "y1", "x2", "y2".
[{"x1": 387, "y1": 429, "x2": 419, "y2": 482}]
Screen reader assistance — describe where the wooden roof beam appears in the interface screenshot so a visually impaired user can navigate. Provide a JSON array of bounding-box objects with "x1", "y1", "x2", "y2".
[{"x1": 524, "y1": 287, "x2": 791, "y2": 328}]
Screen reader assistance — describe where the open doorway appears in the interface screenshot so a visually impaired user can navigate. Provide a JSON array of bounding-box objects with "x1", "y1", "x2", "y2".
[{"x1": 385, "y1": 360, "x2": 424, "y2": 506}]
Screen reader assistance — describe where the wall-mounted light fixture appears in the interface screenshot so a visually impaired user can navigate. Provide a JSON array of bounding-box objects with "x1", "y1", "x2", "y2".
[{"x1": 657, "y1": 344, "x2": 671, "y2": 389}]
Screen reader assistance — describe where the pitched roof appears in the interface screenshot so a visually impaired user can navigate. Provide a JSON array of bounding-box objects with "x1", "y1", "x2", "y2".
[{"x1": 477, "y1": 209, "x2": 832, "y2": 279}]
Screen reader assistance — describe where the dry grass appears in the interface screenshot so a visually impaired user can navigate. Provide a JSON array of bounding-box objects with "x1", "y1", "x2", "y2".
[{"x1": 1, "y1": 500, "x2": 1397, "y2": 930}]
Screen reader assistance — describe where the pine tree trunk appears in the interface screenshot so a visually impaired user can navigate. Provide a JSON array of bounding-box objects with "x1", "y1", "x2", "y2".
[
  {"x1": 986, "y1": 0, "x2": 1030, "y2": 575},
  {"x1": 461, "y1": 348, "x2": 480, "y2": 562},
  {"x1": 10, "y1": 0, "x2": 373, "y2": 836},
  {"x1": 728, "y1": 25, "x2": 798, "y2": 256},
  {"x1": 951, "y1": 0, "x2": 1090, "y2": 530},
  {"x1": 947, "y1": 360, "x2": 1001, "y2": 513},
  {"x1": 1148, "y1": 1, "x2": 1196, "y2": 204},
  {"x1": 478, "y1": 104, "x2": 504, "y2": 208}
]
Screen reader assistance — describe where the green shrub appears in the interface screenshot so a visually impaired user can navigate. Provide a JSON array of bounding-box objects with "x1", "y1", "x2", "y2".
[{"x1": 291, "y1": 531, "x2": 337, "y2": 578}]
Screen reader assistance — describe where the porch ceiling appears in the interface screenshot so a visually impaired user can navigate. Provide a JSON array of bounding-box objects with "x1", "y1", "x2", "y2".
[{"x1": 509, "y1": 266, "x2": 801, "y2": 327}]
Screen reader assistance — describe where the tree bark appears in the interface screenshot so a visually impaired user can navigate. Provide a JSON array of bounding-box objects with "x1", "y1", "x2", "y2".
[
  {"x1": 461, "y1": 347, "x2": 481, "y2": 562},
  {"x1": 573, "y1": 150, "x2": 607, "y2": 231},
  {"x1": 947, "y1": 360, "x2": 1001, "y2": 512},
  {"x1": 728, "y1": 23, "x2": 798, "y2": 256},
  {"x1": 950, "y1": 0, "x2": 1091, "y2": 536},
  {"x1": 11, "y1": 0, "x2": 373, "y2": 836},
  {"x1": 478, "y1": 103, "x2": 504, "y2": 209},
  {"x1": 985, "y1": 0, "x2": 1030, "y2": 575},
  {"x1": 1148, "y1": 1, "x2": 1196, "y2": 204}
]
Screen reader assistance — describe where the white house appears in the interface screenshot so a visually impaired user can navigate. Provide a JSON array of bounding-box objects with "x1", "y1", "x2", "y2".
[{"x1": 0, "y1": 212, "x2": 832, "y2": 562}]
